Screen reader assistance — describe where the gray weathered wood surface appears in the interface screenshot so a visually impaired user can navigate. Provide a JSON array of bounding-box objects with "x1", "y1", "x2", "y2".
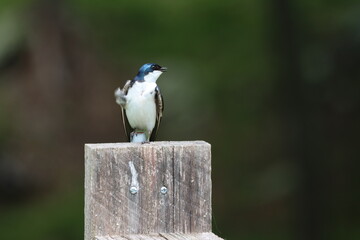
[
  {"x1": 95, "y1": 232, "x2": 222, "y2": 240},
  {"x1": 85, "y1": 141, "x2": 219, "y2": 240}
]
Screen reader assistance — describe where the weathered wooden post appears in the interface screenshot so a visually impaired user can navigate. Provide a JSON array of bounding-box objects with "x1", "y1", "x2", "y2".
[{"x1": 85, "y1": 141, "x2": 223, "y2": 240}]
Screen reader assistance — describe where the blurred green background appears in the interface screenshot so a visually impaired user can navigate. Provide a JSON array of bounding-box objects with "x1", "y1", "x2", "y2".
[{"x1": 0, "y1": 0, "x2": 359, "y2": 239}]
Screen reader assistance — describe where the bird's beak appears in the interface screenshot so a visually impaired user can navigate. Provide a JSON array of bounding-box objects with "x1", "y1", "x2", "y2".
[{"x1": 160, "y1": 67, "x2": 167, "y2": 72}]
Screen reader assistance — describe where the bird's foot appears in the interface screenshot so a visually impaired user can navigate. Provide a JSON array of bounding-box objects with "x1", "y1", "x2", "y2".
[
  {"x1": 130, "y1": 132, "x2": 148, "y2": 143},
  {"x1": 141, "y1": 141, "x2": 150, "y2": 144}
]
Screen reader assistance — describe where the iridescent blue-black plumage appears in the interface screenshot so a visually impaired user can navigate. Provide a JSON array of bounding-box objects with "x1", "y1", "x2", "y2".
[{"x1": 133, "y1": 63, "x2": 167, "y2": 82}]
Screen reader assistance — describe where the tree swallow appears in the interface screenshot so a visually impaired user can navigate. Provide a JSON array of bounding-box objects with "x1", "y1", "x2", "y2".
[{"x1": 114, "y1": 63, "x2": 167, "y2": 142}]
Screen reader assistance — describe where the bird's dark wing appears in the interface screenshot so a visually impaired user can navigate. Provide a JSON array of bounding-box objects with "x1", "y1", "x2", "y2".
[
  {"x1": 121, "y1": 80, "x2": 133, "y2": 141},
  {"x1": 150, "y1": 86, "x2": 164, "y2": 141}
]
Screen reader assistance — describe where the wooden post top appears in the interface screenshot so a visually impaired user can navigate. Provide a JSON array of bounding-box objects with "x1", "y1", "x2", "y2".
[
  {"x1": 85, "y1": 141, "x2": 222, "y2": 240},
  {"x1": 85, "y1": 140, "x2": 211, "y2": 149}
]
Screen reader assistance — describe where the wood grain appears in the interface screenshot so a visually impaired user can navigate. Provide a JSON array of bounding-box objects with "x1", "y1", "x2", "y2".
[
  {"x1": 85, "y1": 141, "x2": 213, "y2": 240},
  {"x1": 95, "y1": 232, "x2": 222, "y2": 240},
  {"x1": 159, "y1": 232, "x2": 223, "y2": 240}
]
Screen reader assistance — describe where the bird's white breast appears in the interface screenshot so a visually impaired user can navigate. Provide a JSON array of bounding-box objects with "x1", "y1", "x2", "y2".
[
  {"x1": 144, "y1": 70, "x2": 162, "y2": 83},
  {"x1": 125, "y1": 81, "x2": 157, "y2": 132}
]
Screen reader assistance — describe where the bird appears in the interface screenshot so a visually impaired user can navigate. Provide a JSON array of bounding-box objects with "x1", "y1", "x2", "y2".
[{"x1": 114, "y1": 63, "x2": 167, "y2": 143}]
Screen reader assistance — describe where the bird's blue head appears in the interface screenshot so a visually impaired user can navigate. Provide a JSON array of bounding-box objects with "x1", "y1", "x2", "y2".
[{"x1": 134, "y1": 63, "x2": 167, "y2": 82}]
